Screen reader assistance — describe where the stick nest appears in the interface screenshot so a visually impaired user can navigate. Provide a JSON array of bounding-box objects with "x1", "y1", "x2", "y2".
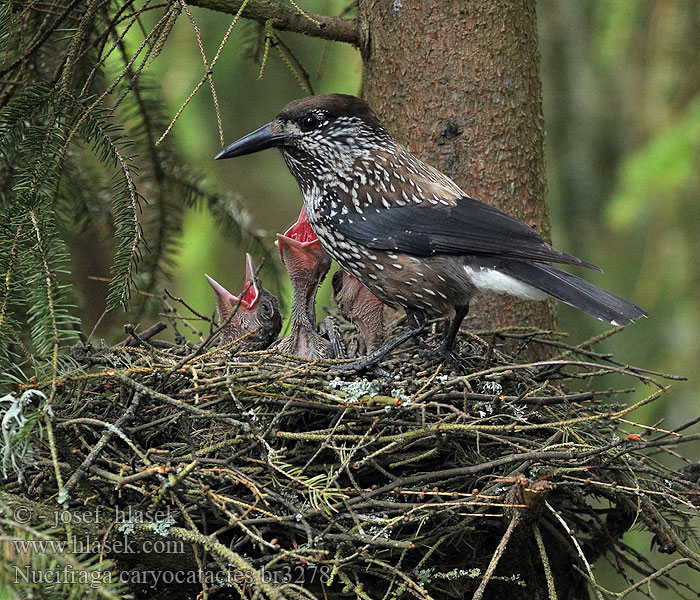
[{"x1": 2, "y1": 302, "x2": 698, "y2": 600}]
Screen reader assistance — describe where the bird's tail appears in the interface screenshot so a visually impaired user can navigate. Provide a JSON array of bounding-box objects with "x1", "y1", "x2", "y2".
[{"x1": 500, "y1": 261, "x2": 649, "y2": 326}]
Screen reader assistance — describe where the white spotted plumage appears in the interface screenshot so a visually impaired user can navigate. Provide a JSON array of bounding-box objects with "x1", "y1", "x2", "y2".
[{"x1": 234, "y1": 93, "x2": 650, "y2": 328}]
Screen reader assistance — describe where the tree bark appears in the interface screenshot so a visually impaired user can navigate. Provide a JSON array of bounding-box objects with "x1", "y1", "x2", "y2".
[
  {"x1": 356, "y1": 3, "x2": 579, "y2": 598},
  {"x1": 358, "y1": 0, "x2": 557, "y2": 334}
]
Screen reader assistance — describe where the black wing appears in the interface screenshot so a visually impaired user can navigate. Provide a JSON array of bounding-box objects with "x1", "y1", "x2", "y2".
[{"x1": 335, "y1": 196, "x2": 602, "y2": 271}]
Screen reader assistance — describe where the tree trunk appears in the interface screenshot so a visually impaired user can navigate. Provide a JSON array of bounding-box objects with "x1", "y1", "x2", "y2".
[
  {"x1": 356, "y1": 3, "x2": 583, "y2": 598},
  {"x1": 357, "y1": 0, "x2": 557, "y2": 334}
]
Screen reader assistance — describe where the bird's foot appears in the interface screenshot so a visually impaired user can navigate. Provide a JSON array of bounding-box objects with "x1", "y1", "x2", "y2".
[
  {"x1": 318, "y1": 317, "x2": 346, "y2": 359},
  {"x1": 418, "y1": 341, "x2": 468, "y2": 374},
  {"x1": 417, "y1": 340, "x2": 439, "y2": 356},
  {"x1": 332, "y1": 357, "x2": 391, "y2": 379},
  {"x1": 444, "y1": 351, "x2": 469, "y2": 374},
  {"x1": 417, "y1": 339, "x2": 447, "y2": 358},
  {"x1": 371, "y1": 364, "x2": 393, "y2": 379},
  {"x1": 332, "y1": 323, "x2": 421, "y2": 375}
]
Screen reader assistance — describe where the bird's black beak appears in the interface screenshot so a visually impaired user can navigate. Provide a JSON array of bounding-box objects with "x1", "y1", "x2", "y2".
[{"x1": 215, "y1": 123, "x2": 286, "y2": 159}]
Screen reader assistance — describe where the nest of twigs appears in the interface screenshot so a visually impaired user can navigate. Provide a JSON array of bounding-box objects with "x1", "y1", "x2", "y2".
[{"x1": 1, "y1": 299, "x2": 699, "y2": 600}]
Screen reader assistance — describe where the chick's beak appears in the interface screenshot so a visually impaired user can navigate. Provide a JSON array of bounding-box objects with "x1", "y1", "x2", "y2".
[
  {"x1": 205, "y1": 273, "x2": 233, "y2": 301},
  {"x1": 240, "y1": 253, "x2": 260, "y2": 309},
  {"x1": 205, "y1": 253, "x2": 259, "y2": 314},
  {"x1": 205, "y1": 273, "x2": 237, "y2": 320},
  {"x1": 275, "y1": 234, "x2": 327, "y2": 274}
]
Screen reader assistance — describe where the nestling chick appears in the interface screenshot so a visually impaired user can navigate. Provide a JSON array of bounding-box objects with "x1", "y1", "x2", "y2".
[
  {"x1": 273, "y1": 206, "x2": 332, "y2": 358},
  {"x1": 332, "y1": 270, "x2": 385, "y2": 355},
  {"x1": 205, "y1": 253, "x2": 281, "y2": 351}
]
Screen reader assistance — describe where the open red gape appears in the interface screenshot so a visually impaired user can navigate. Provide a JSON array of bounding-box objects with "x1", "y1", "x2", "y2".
[
  {"x1": 238, "y1": 253, "x2": 259, "y2": 308},
  {"x1": 205, "y1": 253, "x2": 259, "y2": 311},
  {"x1": 282, "y1": 206, "x2": 317, "y2": 243},
  {"x1": 276, "y1": 206, "x2": 325, "y2": 265}
]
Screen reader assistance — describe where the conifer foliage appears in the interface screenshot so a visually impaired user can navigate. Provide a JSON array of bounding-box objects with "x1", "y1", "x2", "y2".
[{"x1": 0, "y1": 2, "x2": 270, "y2": 386}]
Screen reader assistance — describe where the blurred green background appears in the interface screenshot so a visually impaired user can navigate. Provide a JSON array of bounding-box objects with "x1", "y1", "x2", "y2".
[
  {"x1": 148, "y1": 0, "x2": 362, "y2": 333},
  {"x1": 102, "y1": 1, "x2": 699, "y2": 594}
]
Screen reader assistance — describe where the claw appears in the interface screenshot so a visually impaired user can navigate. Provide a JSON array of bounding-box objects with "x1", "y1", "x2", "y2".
[{"x1": 418, "y1": 341, "x2": 468, "y2": 373}]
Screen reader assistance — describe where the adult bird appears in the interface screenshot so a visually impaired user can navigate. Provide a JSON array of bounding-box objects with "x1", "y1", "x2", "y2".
[
  {"x1": 215, "y1": 94, "x2": 648, "y2": 370},
  {"x1": 205, "y1": 253, "x2": 281, "y2": 351}
]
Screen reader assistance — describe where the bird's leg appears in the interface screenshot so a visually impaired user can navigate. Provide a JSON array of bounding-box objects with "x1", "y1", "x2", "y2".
[
  {"x1": 418, "y1": 304, "x2": 470, "y2": 370},
  {"x1": 443, "y1": 303, "x2": 470, "y2": 352},
  {"x1": 333, "y1": 309, "x2": 426, "y2": 373},
  {"x1": 319, "y1": 316, "x2": 346, "y2": 359}
]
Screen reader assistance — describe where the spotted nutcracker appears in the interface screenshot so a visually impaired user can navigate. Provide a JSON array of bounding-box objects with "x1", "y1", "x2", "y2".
[
  {"x1": 215, "y1": 94, "x2": 648, "y2": 370},
  {"x1": 205, "y1": 253, "x2": 281, "y2": 351},
  {"x1": 273, "y1": 206, "x2": 333, "y2": 358}
]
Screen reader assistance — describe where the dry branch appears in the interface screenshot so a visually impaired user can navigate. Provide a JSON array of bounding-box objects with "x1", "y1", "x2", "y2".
[
  {"x1": 1, "y1": 300, "x2": 697, "y2": 599},
  {"x1": 187, "y1": 0, "x2": 359, "y2": 45}
]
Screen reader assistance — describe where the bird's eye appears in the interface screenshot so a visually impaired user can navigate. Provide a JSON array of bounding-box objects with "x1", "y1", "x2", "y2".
[
  {"x1": 300, "y1": 114, "x2": 320, "y2": 132},
  {"x1": 260, "y1": 299, "x2": 273, "y2": 318}
]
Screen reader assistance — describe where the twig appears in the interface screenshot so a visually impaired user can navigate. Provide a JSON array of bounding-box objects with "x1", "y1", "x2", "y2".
[
  {"x1": 113, "y1": 372, "x2": 250, "y2": 430},
  {"x1": 116, "y1": 322, "x2": 167, "y2": 347},
  {"x1": 471, "y1": 512, "x2": 520, "y2": 600},
  {"x1": 546, "y1": 501, "x2": 604, "y2": 600},
  {"x1": 533, "y1": 524, "x2": 557, "y2": 600},
  {"x1": 575, "y1": 559, "x2": 694, "y2": 599},
  {"x1": 62, "y1": 391, "x2": 143, "y2": 498}
]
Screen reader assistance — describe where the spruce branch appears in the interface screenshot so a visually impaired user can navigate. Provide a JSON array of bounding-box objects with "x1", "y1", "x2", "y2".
[
  {"x1": 156, "y1": 0, "x2": 250, "y2": 146},
  {"x1": 63, "y1": 1, "x2": 169, "y2": 153},
  {"x1": 72, "y1": 101, "x2": 144, "y2": 311},
  {"x1": 78, "y1": 0, "x2": 160, "y2": 99},
  {"x1": 257, "y1": 22, "x2": 313, "y2": 94},
  {"x1": 0, "y1": 224, "x2": 23, "y2": 373},
  {"x1": 178, "y1": 0, "x2": 225, "y2": 145},
  {"x1": 109, "y1": 65, "x2": 185, "y2": 318},
  {"x1": 0, "y1": 0, "x2": 84, "y2": 81},
  {"x1": 186, "y1": 0, "x2": 359, "y2": 45},
  {"x1": 0, "y1": 2, "x2": 286, "y2": 383}
]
